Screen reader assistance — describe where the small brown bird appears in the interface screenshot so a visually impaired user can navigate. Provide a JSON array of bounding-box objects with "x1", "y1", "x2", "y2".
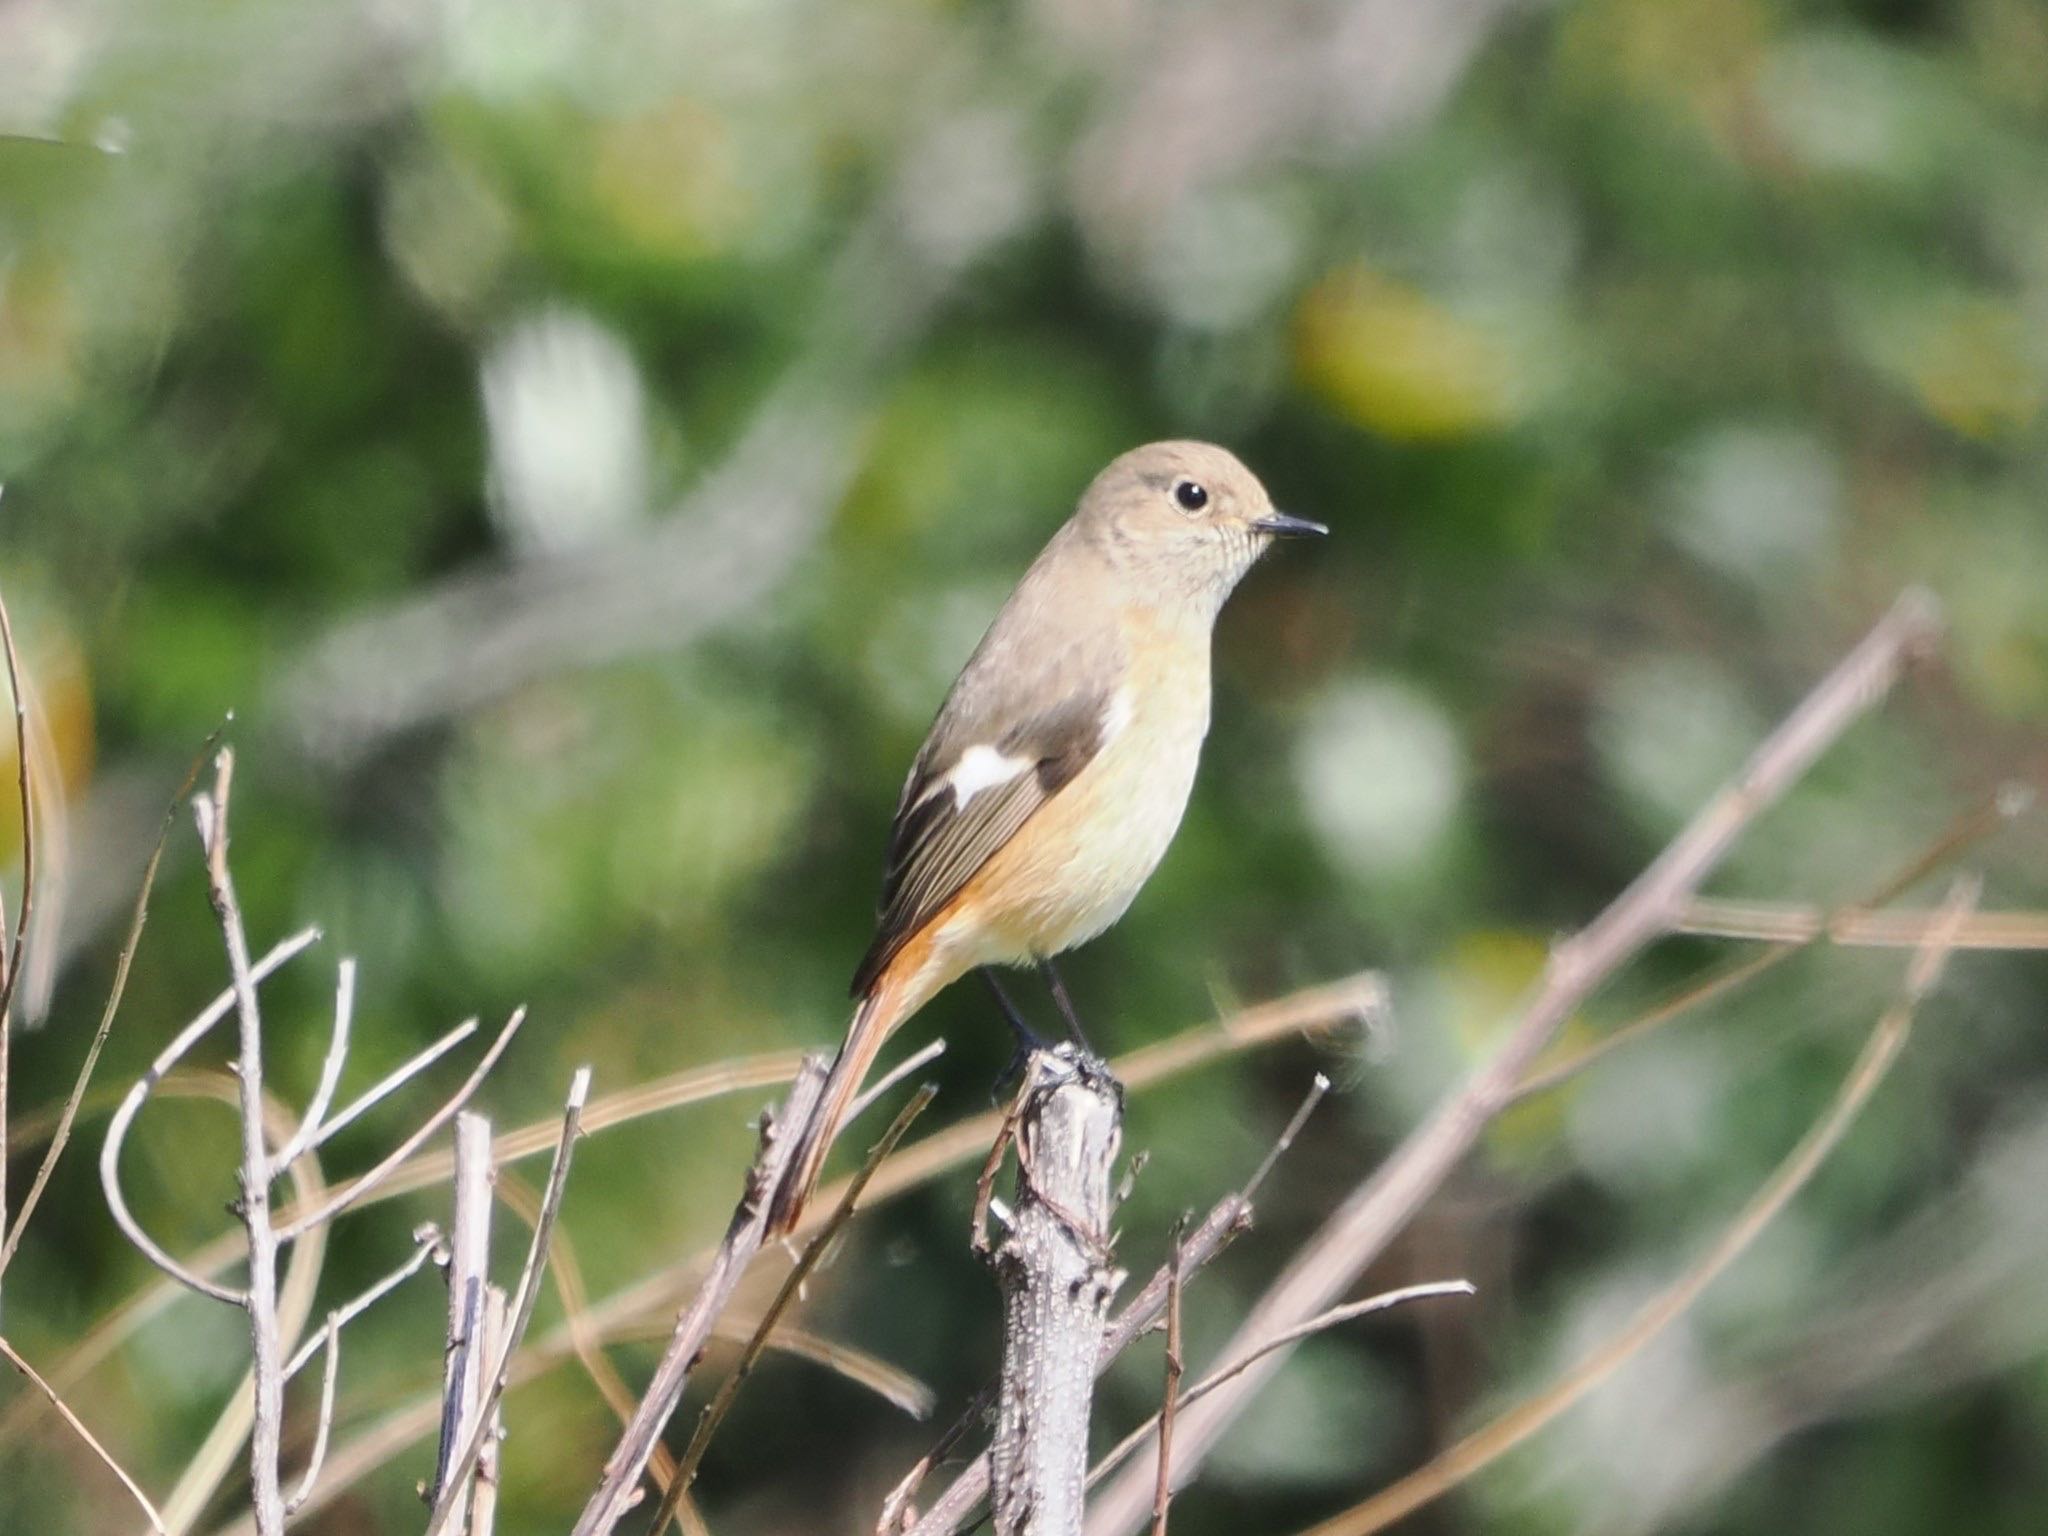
[{"x1": 770, "y1": 440, "x2": 1324, "y2": 1230}]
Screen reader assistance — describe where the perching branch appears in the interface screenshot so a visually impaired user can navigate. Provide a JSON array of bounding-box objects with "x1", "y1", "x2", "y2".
[
  {"x1": 897, "y1": 1074, "x2": 1328, "y2": 1536},
  {"x1": 1083, "y1": 587, "x2": 1946, "y2": 1536},
  {"x1": 988, "y1": 1048, "x2": 1124, "y2": 1536}
]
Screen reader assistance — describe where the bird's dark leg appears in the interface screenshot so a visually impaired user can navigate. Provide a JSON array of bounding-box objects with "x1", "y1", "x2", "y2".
[
  {"x1": 1039, "y1": 957, "x2": 1095, "y2": 1055},
  {"x1": 981, "y1": 968, "x2": 1049, "y2": 1051},
  {"x1": 980, "y1": 968, "x2": 1047, "y2": 1104}
]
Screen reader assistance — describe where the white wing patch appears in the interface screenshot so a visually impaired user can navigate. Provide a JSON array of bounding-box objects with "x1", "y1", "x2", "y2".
[{"x1": 943, "y1": 744, "x2": 1034, "y2": 808}]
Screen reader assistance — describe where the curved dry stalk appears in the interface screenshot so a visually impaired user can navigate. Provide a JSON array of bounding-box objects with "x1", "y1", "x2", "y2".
[
  {"x1": 1084, "y1": 589, "x2": 1945, "y2": 1536},
  {"x1": 1291, "y1": 878, "x2": 1980, "y2": 1536},
  {"x1": 98, "y1": 926, "x2": 324, "y2": 1304}
]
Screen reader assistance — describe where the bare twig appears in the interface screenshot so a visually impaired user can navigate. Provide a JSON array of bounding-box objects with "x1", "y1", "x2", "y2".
[
  {"x1": 569, "y1": 1056, "x2": 829, "y2": 1536},
  {"x1": 431, "y1": 1114, "x2": 496, "y2": 1528},
  {"x1": 0, "y1": 1334, "x2": 166, "y2": 1533},
  {"x1": 424, "y1": 1067, "x2": 591, "y2": 1536},
  {"x1": 989, "y1": 1048, "x2": 1125, "y2": 1536},
  {"x1": 1294, "y1": 879, "x2": 1980, "y2": 1536},
  {"x1": 1083, "y1": 590, "x2": 1944, "y2": 1536},
  {"x1": 282, "y1": 1228, "x2": 442, "y2": 1381},
  {"x1": 283, "y1": 1319, "x2": 341, "y2": 1518},
  {"x1": 293, "y1": 1015, "x2": 480, "y2": 1162},
  {"x1": 274, "y1": 1007, "x2": 525, "y2": 1243},
  {"x1": 97, "y1": 927, "x2": 322, "y2": 1304},
  {"x1": 188, "y1": 995, "x2": 1359, "y2": 1532},
  {"x1": 651, "y1": 1084, "x2": 939, "y2": 1535},
  {"x1": 194, "y1": 747, "x2": 290, "y2": 1536},
  {"x1": 269, "y1": 959, "x2": 356, "y2": 1174},
  {"x1": 850, "y1": 1037, "x2": 948, "y2": 1125},
  {"x1": 1149, "y1": 1226, "x2": 1186, "y2": 1536}
]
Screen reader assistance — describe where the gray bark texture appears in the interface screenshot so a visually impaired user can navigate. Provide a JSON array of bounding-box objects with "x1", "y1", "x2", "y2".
[{"x1": 989, "y1": 1048, "x2": 1126, "y2": 1536}]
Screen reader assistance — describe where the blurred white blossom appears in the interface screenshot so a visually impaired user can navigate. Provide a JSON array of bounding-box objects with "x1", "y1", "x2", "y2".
[
  {"x1": 1295, "y1": 677, "x2": 1465, "y2": 881},
  {"x1": 480, "y1": 307, "x2": 650, "y2": 559},
  {"x1": 1666, "y1": 423, "x2": 1839, "y2": 584}
]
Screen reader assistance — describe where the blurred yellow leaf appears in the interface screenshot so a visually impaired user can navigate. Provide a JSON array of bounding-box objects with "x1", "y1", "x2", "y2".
[
  {"x1": 1906, "y1": 300, "x2": 2043, "y2": 441},
  {"x1": 591, "y1": 99, "x2": 753, "y2": 257},
  {"x1": 1435, "y1": 929, "x2": 1574, "y2": 1160},
  {"x1": 1292, "y1": 267, "x2": 1518, "y2": 441}
]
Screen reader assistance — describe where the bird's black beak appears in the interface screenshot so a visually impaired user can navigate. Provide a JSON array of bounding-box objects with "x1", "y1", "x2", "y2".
[{"x1": 1254, "y1": 511, "x2": 1329, "y2": 539}]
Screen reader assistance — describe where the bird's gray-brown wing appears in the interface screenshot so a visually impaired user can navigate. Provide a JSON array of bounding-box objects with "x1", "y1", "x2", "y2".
[{"x1": 850, "y1": 636, "x2": 1119, "y2": 999}]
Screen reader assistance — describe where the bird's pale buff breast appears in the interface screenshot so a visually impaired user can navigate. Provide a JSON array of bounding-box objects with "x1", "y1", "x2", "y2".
[{"x1": 937, "y1": 614, "x2": 1211, "y2": 971}]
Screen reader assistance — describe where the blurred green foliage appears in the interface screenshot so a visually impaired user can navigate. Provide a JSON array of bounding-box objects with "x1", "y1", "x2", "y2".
[{"x1": 2, "y1": 0, "x2": 2045, "y2": 1533}]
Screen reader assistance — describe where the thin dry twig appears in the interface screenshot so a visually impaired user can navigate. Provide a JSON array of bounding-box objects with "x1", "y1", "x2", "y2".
[
  {"x1": 423, "y1": 1067, "x2": 591, "y2": 1536},
  {"x1": 0, "y1": 1334, "x2": 166, "y2": 1534},
  {"x1": 569, "y1": 1055, "x2": 831, "y2": 1536},
  {"x1": 274, "y1": 1007, "x2": 526, "y2": 1244},
  {"x1": 1294, "y1": 879, "x2": 1980, "y2": 1536},
  {"x1": 269, "y1": 959, "x2": 356, "y2": 1174},
  {"x1": 192, "y1": 993, "x2": 1362, "y2": 1533},
  {"x1": 1149, "y1": 1226, "x2": 1187, "y2": 1536},
  {"x1": 1083, "y1": 589, "x2": 1945, "y2": 1536},
  {"x1": 282, "y1": 1227, "x2": 442, "y2": 1381},
  {"x1": 651, "y1": 1084, "x2": 939, "y2": 1535},
  {"x1": 284, "y1": 1319, "x2": 341, "y2": 1518},
  {"x1": 1089, "y1": 1281, "x2": 1478, "y2": 1498},
  {"x1": 850, "y1": 1037, "x2": 948, "y2": 1125}
]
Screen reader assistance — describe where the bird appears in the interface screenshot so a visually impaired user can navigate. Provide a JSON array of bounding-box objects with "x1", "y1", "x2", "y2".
[{"x1": 769, "y1": 440, "x2": 1325, "y2": 1232}]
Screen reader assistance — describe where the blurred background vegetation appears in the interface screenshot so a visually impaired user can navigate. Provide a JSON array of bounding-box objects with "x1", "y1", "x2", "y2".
[{"x1": 2, "y1": 0, "x2": 2046, "y2": 1532}]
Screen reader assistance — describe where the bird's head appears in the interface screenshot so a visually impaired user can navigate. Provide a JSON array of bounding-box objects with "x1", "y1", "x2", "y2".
[{"x1": 1077, "y1": 440, "x2": 1325, "y2": 618}]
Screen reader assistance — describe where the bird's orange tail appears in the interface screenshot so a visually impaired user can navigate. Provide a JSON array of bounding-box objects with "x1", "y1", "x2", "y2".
[{"x1": 767, "y1": 962, "x2": 920, "y2": 1235}]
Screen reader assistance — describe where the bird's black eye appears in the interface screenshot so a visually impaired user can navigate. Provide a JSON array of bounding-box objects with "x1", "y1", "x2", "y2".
[{"x1": 1173, "y1": 479, "x2": 1209, "y2": 512}]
